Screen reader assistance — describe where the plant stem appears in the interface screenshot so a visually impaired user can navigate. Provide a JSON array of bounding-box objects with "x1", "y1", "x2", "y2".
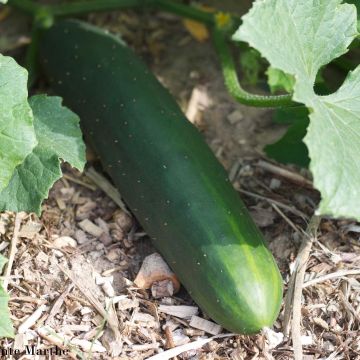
[
  {"x1": 50, "y1": 0, "x2": 146, "y2": 17},
  {"x1": 25, "y1": 25, "x2": 41, "y2": 88},
  {"x1": 212, "y1": 28, "x2": 295, "y2": 107},
  {"x1": 153, "y1": 0, "x2": 215, "y2": 25},
  {"x1": 8, "y1": 0, "x2": 217, "y2": 24},
  {"x1": 7, "y1": 0, "x2": 42, "y2": 16}
]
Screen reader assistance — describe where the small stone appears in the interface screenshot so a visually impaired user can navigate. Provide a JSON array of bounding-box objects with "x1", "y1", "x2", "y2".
[
  {"x1": 134, "y1": 253, "x2": 180, "y2": 293},
  {"x1": 227, "y1": 110, "x2": 243, "y2": 124}
]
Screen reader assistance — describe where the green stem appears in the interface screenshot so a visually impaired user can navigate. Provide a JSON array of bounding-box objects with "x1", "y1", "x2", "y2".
[
  {"x1": 212, "y1": 28, "x2": 295, "y2": 107},
  {"x1": 25, "y1": 11, "x2": 54, "y2": 87},
  {"x1": 50, "y1": 0, "x2": 146, "y2": 17},
  {"x1": 153, "y1": 0, "x2": 215, "y2": 25},
  {"x1": 8, "y1": 0, "x2": 217, "y2": 25},
  {"x1": 7, "y1": 0, "x2": 42, "y2": 15},
  {"x1": 25, "y1": 25, "x2": 41, "y2": 87}
]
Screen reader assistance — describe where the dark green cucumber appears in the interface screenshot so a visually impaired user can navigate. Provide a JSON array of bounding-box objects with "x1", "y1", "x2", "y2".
[{"x1": 40, "y1": 20, "x2": 282, "y2": 334}]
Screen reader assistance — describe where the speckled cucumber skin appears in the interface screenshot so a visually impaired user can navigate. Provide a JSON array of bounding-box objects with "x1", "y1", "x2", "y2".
[{"x1": 40, "y1": 20, "x2": 283, "y2": 334}]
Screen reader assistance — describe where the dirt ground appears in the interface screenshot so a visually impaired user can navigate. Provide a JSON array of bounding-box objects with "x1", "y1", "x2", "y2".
[{"x1": 0, "y1": 3, "x2": 360, "y2": 360}]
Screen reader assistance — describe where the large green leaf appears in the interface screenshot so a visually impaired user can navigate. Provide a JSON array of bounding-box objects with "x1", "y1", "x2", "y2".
[
  {"x1": 266, "y1": 68, "x2": 295, "y2": 94},
  {"x1": 30, "y1": 95, "x2": 85, "y2": 170},
  {"x1": 0, "y1": 254, "x2": 14, "y2": 338},
  {"x1": 234, "y1": 0, "x2": 360, "y2": 220},
  {"x1": 0, "y1": 55, "x2": 37, "y2": 192},
  {"x1": 265, "y1": 108, "x2": 310, "y2": 167},
  {"x1": 0, "y1": 95, "x2": 86, "y2": 214}
]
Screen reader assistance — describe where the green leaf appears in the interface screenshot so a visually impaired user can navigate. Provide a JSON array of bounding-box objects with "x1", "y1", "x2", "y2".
[
  {"x1": 272, "y1": 106, "x2": 309, "y2": 125},
  {"x1": 0, "y1": 287, "x2": 12, "y2": 338},
  {"x1": 265, "y1": 113, "x2": 310, "y2": 167},
  {"x1": 345, "y1": 0, "x2": 360, "y2": 13},
  {"x1": 0, "y1": 0, "x2": 8, "y2": 3},
  {"x1": 306, "y1": 67, "x2": 360, "y2": 218},
  {"x1": 234, "y1": 0, "x2": 360, "y2": 220},
  {"x1": 0, "y1": 254, "x2": 13, "y2": 338},
  {"x1": 239, "y1": 48, "x2": 264, "y2": 85},
  {"x1": 266, "y1": 67, "x2": 295, "y2": 94},
  {"x1": 0, "y1": 95, "x2": 86, "y2": 214},
  {"x1": 0, "y1": 54, "x2": 37, "y2": 192},
  {"x1": 29, "y1": 95, "x2": 85, "y2": 170}
]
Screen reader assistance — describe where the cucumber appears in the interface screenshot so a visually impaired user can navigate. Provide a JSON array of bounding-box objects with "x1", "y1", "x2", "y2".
[{"x1": 40, "y1": 20, "x2": 283, "y2": 334}]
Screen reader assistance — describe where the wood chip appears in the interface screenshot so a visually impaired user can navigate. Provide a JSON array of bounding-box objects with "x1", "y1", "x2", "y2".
[
  {"x1": 60, "y1": 324, "x2": 91, "y2": 332},
  {"x1": 18, "y1": 304, "x2": 48, "y2": 333},
  {"x1": 70, "y1": 338, "x2": 107, "y2": 352},
  {"x1": 19, "y1": 221, "x2": 42, "y2": 238},
  {"x1": 172, "y1": 329, "x2": 190, "y2": 346},
  {"x1": 313, "y1": 317, "x2": 329, "y2": 330},
  {"x1": 189, "y1": 315, "x2": 222, "y2": 335},
  {"x1": 114, "y1": 296, "x2": 139, "y2": 310},
  {"x1": 78, "y1": 219, "x2": 104, "y2": 237},
  {"x1": 185, "y1": 86, "x2": 211, "y2": 125},
  {"x1": 158, "y1": 305, "x2": 198, "y2": 319}
]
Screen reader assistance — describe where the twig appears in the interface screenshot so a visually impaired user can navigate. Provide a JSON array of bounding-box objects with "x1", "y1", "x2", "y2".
[
  {"x1": 283, "y1": 215, "x2": 321, "y2": 360},
  {"x1": 165, "y1": 325, "x2": 178, "y2": 360},
  {"x1": 3, "y1": 213, "x2": 23, "y2": 291},
  {"x1": 62, "y1": 173, "x2": 97, "y2": 191},
  {"x1": 237, "y1": 188, "x2": 308, "y2": 221},
  {"x1": 46, "y1": 283, "x2": 74, "y2": 325},
  {"x1": 257, "y1": 160, "x2": 313, "y2": 189},
  {"x1": 270, "y1": 203, "x2": 303, "y2": 235},
  {"x1": 303, "y1": 269, "x2": 360, "y2": 288},
  {"x1": 339, "y1": 291, "x2": 360, "y2": 323},
  {"x1": 18, "y1": 304, "x2": 48, "y2": 333},
  {"x1": 85, "y1": 167, "x2": 130, "y2": 214},
  {"x1": 165, "y1": 326, "x2": 175, "y2": 349},
  {"x1": 37, "y1": 326, "x2": 79, "y2": 360}
]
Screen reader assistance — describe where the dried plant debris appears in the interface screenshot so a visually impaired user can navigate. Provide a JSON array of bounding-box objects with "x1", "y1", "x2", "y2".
[{"x1": 0, "y1": 160, "x2": 358, "y2": 359}]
